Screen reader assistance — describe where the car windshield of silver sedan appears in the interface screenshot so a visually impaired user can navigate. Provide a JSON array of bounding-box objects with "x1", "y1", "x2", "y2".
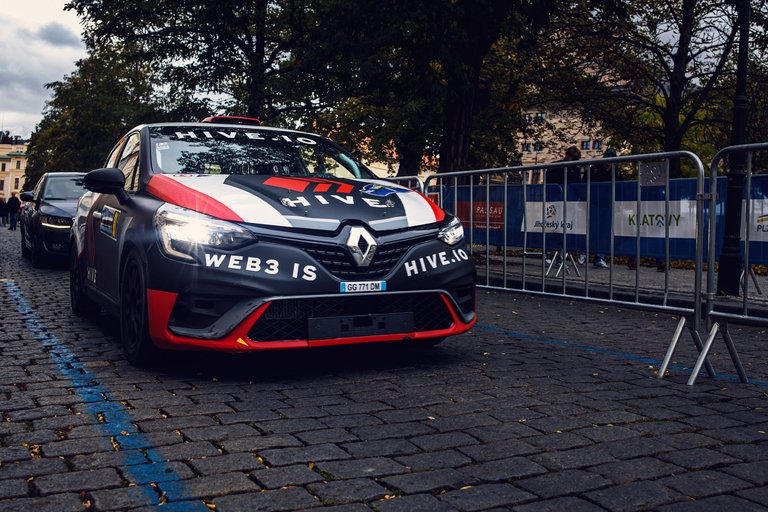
[
  {"x1": 42, "y1": 177, "x2": 86, "y2": 200},
  {"x1": 148, "y1": 126, "x2": 374, "y2": 179}
]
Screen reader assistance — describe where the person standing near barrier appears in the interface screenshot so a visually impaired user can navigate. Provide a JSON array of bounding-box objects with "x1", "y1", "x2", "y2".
[
  {"x1": 589, "y1": 148, "x2": 620, "y2": 268},
  {"x1": 7, "y1": 192, "x2": 20, "y2": 231},
  {"x1": 545, "y1": 146, "x2": 585, "y2": 265},
  {"x1": 0, "y1": 198, "x2": 7, "y2": 227}
]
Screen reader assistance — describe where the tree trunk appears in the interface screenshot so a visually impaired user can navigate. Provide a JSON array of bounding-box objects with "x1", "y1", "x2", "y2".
[
  {"x1": 396, "y1": 143, "x2": 423, "y2": 177},
  {"x1": 438, "y1": 82, "x2": 476, "y2": 173}
]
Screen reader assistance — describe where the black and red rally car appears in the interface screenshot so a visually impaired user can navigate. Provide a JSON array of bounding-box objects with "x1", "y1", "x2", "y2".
[{"x1": 70, "y1": 119, "x2": 476, "y2": 364}]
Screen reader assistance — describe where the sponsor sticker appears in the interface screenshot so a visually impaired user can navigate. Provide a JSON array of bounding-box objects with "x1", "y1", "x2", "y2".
[
  {"x1": 403, "y1": 249, "x2": 470, "y2": 277},
  {"x1": 361, "y1": 183, "x2": 409, "y2": 197},
  {"x1": 340, "y1": 281, "x2": 387, "y2": 293},
  {"x1": 99, "y1": 206, "x2": 121, "y2": 239},
  {"x1": 203, "y1": 253, "x2": 317, "y2": 281}
]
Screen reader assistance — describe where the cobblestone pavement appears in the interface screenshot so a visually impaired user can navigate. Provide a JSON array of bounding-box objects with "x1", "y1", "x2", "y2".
[{"x1": 1, "y1": 227, "x2": 767, "y2": 512}]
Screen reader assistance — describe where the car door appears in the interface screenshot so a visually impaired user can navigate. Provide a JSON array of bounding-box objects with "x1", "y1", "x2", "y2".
[{"x1": 92, "y1": 132, "x2": 141, "y2": 300}]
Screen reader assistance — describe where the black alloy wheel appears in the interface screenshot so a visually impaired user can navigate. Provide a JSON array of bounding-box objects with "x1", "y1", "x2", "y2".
[
  {"x1": 70, "y1": 245, "x2": 100, "y2": 317},
  {"x1": 120, "y1": 251, "x2": 158, "y2": 365}
]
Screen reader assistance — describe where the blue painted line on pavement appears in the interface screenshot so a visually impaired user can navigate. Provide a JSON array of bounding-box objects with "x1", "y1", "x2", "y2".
[
  {"x1": 3, "y1": 281, "x2": 208, "y2": 511},
  {"x1": 478, "y1": 323, "x2": 768, "y2": 388}
]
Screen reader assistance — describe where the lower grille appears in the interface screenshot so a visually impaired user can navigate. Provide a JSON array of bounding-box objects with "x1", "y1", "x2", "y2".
[{"x1": 248, "y1": 293, "x2": 453, "y2": 342}]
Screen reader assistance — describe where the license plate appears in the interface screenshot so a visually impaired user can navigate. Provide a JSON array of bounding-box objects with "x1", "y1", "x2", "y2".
[{"x1": 340, "y1": 280, "x2": 387, "y2": 293}]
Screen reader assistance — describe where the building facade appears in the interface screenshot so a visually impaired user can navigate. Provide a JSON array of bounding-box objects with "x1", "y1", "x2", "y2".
[
  {"x1": 0, "y1": 141, "x2": 28, "y2": 200},
  {"x1": 519, "y1": 109, "x2": 609, "y2": 183}
]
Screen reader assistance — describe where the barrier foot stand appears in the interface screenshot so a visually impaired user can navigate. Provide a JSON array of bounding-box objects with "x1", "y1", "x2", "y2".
[
  {"x1": 690, "y1": 328, "x2": 717, "y2": 378},
  {"x1": 751, "y1": 267, "x2": 763, "y2": 296},
  {"x1": 721, "y1": 323, "x2": 749, "y2": 384},
  {"x1": 739, "y1": 267, "x2": 763, "y2": 296},
  {"x1": 567, "y1": 252, "x2": 581, "y2": 278},
  {"x1": 658, "y1": 317, "x2": 686, "y2": 379},
  {"x1": 687, "y1": 323, "x2": 720, "y2": 386},
  {"x1": 546, "y1": 251, "x2": 559, "y2": 277}
]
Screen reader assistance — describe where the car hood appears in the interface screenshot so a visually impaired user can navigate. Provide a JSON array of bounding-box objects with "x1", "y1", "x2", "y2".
[
  {"x1": 40, "y1": 200, "x2": 79, "y2": 218},
  {"x1": 146, "y1": 174, "x2": 444, "y2": 231}
]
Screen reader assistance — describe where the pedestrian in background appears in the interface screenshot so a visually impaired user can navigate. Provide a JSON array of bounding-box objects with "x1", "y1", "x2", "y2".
[
  {"x1": 545, "y1": 146, "x2": 586, "y2": 266},
  {"x1": 7, "y1": 192, "x2": 20, "y2": 231},
  {"x1": 0, "y1": 198, "x2": 7, "y2": 227},
  {"x1": 589, "y1": 148, "x2": 620, "y2": 268}
]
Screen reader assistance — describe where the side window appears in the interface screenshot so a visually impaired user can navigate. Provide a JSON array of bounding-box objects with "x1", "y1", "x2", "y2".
[
  {"x1": 105, "y1": 139, "x2": 125, "y2": 169},
  {"x1": 33, "y1": 177, "x2": 45, "y2": 200},
  {"x1": 117, "y1": 133, "x2": 141, "y2": 192}
]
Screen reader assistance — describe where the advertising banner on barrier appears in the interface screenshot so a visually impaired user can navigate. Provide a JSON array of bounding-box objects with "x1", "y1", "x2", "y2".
[
  {"x1": 522, "y1": 202, "x2": 587, "y2": 234},
  {"x1": 744, "y1": 199, "x2": 768, "y2": 242},
  {"x1": 437, "y1": 176, "x2": 768, "y2": 263},
  {"x1": 613, "y1": 200, "x2": 698, "y2": 239},
  {"x1": 457, "y1": 201, "x2": 506, "y2": 230}
]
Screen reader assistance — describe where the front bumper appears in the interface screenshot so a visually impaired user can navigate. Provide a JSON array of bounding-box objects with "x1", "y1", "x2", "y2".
[
  {"x1": 143, "y1": 234, "x2": 476, "y2": 351},
  {"x1": 40, "y1": 227, "x2": 72, "y2": 256},
  {"x1": 147, "y1": 289, "x2": 475, "y2": 351}
]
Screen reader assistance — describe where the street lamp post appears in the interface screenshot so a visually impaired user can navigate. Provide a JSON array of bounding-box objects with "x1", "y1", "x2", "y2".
[{"x1": 717, "y1": 0, "x2": 750, "y2": 296}]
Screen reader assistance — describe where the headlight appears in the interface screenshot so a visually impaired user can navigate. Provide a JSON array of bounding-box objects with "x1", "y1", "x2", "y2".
[
  {"x1": 437, "y1": 215, "x2": 464, "y2": 245},
  {"x1": 154, "y1": 203, "x2": 255, "y2": 262},
  {"x1": 41, "y1": 215, "x2": 72, "y2": 229}
]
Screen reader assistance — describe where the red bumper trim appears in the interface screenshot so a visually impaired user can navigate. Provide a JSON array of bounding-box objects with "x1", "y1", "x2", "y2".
[{"x1": 146, "y1": 289, "x2": 476, "y2": 352}]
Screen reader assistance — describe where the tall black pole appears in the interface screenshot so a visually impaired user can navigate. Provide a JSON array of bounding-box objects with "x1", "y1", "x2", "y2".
[{"x1": 717, "y1": 0, "x2": 750, "y2": 296}]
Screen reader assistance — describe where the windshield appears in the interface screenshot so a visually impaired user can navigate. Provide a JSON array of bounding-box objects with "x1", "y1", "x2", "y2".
[
  {"x1": 148, "y1": 126, "x2": 374, "y2": 180},
  {"x1": 42, "y1": 176, "x2": 86, "y2": 200}
]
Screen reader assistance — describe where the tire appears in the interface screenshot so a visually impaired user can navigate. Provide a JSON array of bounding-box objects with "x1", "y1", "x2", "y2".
[
  {"x1": 120, "y1": 251, "x2": 158, "y2": 366},
  {"x1": 70, "y1": 245, "x2": 100, "y2": 317},
  {"x1": 20, "y1": 225, "x2": 30, "y2": 258},
  {"x1": 30, "y1": 236, "x2": 46, "y2": 268}
]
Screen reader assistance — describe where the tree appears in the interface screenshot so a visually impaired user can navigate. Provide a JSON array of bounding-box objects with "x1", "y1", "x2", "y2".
[
  {"x1": 535, "y1": 0, "x2": 744, "y2": 177},
  {"x1": 67, "y1": 0, "x2": 320, "y2": 122},
  {"x1": 24, "y1": 44, "x2": 206, "y2": 188},
  {"x1": 291, "y1": 0, "x2": 559, "y2": 175}
]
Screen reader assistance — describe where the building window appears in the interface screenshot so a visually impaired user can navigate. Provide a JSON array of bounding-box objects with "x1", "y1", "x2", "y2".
[
  {"x1": 524, "y1": 113, "x2": 533, "y2": 125},
  {"x1": 593, "y1": 140, "x2": 603, "y2": 150},
  {"x1": 0, "y1": 180, "x2": 4, "y2": 190},
  {"x1": 534, "y1": 141, "x2": 544, "y2": 152},
  {"x1": 14, "y1": 178, "x2": 20, "y2": 189},
  {"x1": 534, "y1": 113, "x2": 546, "y2": 124},
  {"x1": 15, "y1": 160, "x2": 21, "y2": 169},
  {"x1": 522, "y1": 142, "x2": 531, "y2": 152},
  {"x1": 1, "y1": 163, "x2": 5, "y2": 172},
  {"x1": 581, "y1": 140, "x2": 591, "y2": 151}
]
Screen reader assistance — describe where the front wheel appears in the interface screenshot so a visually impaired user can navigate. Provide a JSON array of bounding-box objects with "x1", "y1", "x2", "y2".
[{"x1": 120, "y1": 251, "x2": 158, "y2": 366}]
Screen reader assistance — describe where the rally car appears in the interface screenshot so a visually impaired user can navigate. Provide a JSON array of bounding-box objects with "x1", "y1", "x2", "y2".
[{"x1": 70, "y1": 118, "x2": 476, "y2": 364}]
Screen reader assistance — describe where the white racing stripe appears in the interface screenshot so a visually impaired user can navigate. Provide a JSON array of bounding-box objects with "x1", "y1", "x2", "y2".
[{"x1": 163, "y1": 174, "x2": 291, "y2": 227}]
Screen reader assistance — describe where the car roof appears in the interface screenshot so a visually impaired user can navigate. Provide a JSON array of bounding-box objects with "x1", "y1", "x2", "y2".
[{"x1": 135, "y1": 122, "x2": 321, "y2": 140}]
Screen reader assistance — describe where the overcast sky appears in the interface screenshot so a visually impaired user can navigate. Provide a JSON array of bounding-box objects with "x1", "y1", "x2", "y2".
[{"x1": 0, "y1": 0, "x2": 87, "y2": 139}]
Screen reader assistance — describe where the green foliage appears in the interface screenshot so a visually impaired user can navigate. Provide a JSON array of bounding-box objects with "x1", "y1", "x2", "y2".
[{"x1": 24, "y1": 44, "x2": 208, "y2": 189}]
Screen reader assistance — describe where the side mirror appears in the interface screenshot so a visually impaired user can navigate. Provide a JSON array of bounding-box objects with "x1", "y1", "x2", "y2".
[
  {"x1": 84, "y1": 168, "x2": 130, "y2": 204},
  {"x1": 19, "y1": 191, "x2": 34, "y2": 202}
]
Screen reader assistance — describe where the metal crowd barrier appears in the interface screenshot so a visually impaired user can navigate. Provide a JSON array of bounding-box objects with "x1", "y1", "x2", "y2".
[
  {"x1": 416, "y1": 152, "x2": 722, "y2": 384},
  {"x1": 686, "y1": 142, "x2": 768, "y2": 385}
]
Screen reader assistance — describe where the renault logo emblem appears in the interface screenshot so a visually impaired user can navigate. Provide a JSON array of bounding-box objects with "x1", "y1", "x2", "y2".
[{"x1": 345, "y1": 227, "x2": 377, "y2": 267}]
